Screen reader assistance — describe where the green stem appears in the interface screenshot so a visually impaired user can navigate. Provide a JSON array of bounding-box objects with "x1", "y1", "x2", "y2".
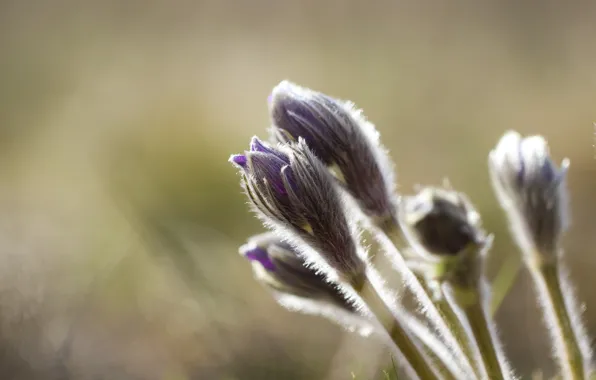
[
  {"x1": 355, "y1": 275, "x2": 439, "y2": 380},
  {"x1": 400, "y1": 312, "x2": 459, "y2": 380},
  {"x1": 530, "y1": 263, "x2": 585, "y2": 380},
  {"x1": 379, "y1": 224, "x2": 476, "y2": 378},
  {"x1": 436, "y1": 297, "x2": 482, "y2": 378},
  {"x1": 490, "y1": 253, "x2": 521, "y2": 316},
  {"x1": 448, "y1": 286, "x2": 507, "y2": 380},
  {"x1": 417, "y1": 344, "x2": 457, "y2": 380},
  {"x1": 386, "y1": 322, "x2": 439, "y2": 380},
  {"x1": 464, "y1": 301, "x2": 506, "y2": 380}
]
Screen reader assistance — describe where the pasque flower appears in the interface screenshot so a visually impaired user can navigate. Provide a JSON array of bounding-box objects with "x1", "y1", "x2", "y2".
[
  {"x1": 240, "y1": 232, "x2": 357, "y2": 312},
  {"x1": 399, "y1": 187, "x2": 484, "y2": 259},
  {"x1": 488, "y1": 131, "x2": 570, "y2": 258},
  {"x1": 268, "y1": 81, "x2": 397, "y2": 226},
  {"x1": 489, "y1": 131, "x2": 591, "y2": 379},
  {"x1": 230, "y1": 137, "x2": 365, "y2": 284},
  {"x1": 228, "y1": 80, "x2": 594, "y2": 380},
  {"x1": 397, "y1": 186, "x2": 490, "y2": 290}
]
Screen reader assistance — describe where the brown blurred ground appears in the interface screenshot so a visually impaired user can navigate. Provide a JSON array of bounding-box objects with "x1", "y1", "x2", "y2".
[{"x1": 0, "y1": 0, "x2": 595, "y2": 379}]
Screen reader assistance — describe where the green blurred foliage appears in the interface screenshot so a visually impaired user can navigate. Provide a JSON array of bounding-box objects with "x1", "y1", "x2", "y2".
[{"x1": 0, "y1": 0, "x2": 595, "y2": 379}]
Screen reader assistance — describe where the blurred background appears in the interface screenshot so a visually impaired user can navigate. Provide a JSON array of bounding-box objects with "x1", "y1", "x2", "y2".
[{"x1": 1, "y1": 0, "x2": 595, "y2": 379}]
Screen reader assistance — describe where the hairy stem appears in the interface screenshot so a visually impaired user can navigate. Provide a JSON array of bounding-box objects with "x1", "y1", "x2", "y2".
[
  {"x1": 445, "y1": 285, "x2": 508, "y2": 380},
  {"x1": 401, "y1": 312, "x2": 460, "y2": 380},
  {"x1": 465, "y1": 300, "x2": 506, "y2": 380},
  {"x1": 529, "y1": 261, "x2": 586, "y2": 380},
  {"x1": 375, "y1": 225, "x2": 477, "y2": 378},
  {"x1": 354, "y1": 274, "x2": 439, "y2": 380},
  {"x1": 435, "y1": 296, "x2": 483, "y2": 378}
]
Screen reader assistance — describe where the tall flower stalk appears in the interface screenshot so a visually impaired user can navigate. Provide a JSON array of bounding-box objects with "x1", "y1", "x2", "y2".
[
  {"x1": 489, "y1": 131, "x2": 592, "y2": 380},
  {"x1": 398, "y1": 187, "x2": 511, "y2": 380}
]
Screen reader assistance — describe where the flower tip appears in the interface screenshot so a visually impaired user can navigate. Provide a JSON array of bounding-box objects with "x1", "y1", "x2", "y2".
[
  {"x1": 269, "y1": 80, "x2": 303, "y2": 107},
  {"x1": 502, "y1": 130, "x2": 522, "y2": 140},
  {"x1": 521, "y1": 135, "x2": 549, "y2": 157},
  {"x1": 250, "y1": 136, "x2": 270, "y2": 153},
  {"x1": 229, "y1": 154, "x2": 248, "y2": 169},
  {"x1": 272, "y1": 80, "x2": 297, "y2": 93},
  {"x1": 240, "y1": 243, "x2": 276, "y2": 271},
  {"x1": 267, "y1": 81, "x2": 296, "y2": 104},
  {"x1": 495, "y1": 130, "x2": 522, "y2": 150},
  {"x1": 489, "y1": 130, "x2": 524, "y2": 169}
]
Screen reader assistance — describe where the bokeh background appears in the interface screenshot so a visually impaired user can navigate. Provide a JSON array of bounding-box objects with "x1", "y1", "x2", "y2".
[{"x1": 1, "y1": 0, "x2": 596, "y2": 379}]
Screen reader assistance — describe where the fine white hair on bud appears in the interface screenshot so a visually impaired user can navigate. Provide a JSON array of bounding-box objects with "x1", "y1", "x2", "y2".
[
  {"x1": 239, "y1": 232, "x2": 363, "y2": 315},
  {"x1": 268, "y1": 80, "x2": 398, "y2": 227},
  {"x1": 488, "y1": 130, "x2": 570, "y2": 260},
  {"x1": 231, "y1": 136, "x2": 367, "y2": 285}
]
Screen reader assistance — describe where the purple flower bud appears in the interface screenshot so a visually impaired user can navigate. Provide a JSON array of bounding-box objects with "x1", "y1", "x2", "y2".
[
  {"x1": 489, "y1": 131, "x2": 570, "y2": 257},
  {"x1": 239, "y1": 232, "x2": 357, "y2": 311},
  {"x1": 230, "y1": 137, "x2": 365, "y2": 283},
  {"x1": 269, "y1": 81, "x2": 339, "y2": 165},
  {"x1": 268, "y1": 81, "x2": 397, "y2": 226}
]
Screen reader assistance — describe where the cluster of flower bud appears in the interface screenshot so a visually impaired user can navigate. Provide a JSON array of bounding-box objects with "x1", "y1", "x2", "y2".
[{"x1": 228, "y1": 80, "x2": 574, "y2": 379}]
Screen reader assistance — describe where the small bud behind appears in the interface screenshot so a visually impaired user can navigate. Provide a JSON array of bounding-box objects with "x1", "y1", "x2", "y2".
[
  {"x1": 398, "y1": 186, "x2": 488, "y2": 286},
  {"x1": 399, "y1": 187, "x2": 484, "y2": 259},
  {"x1": 488, "y1": 131, "x2": 570, "y2": 260}
]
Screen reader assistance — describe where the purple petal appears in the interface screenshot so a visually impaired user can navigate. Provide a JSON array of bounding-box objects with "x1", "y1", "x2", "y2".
[
  {"x1": 281, "y1": 165, "x2": 297, "y2": 194},
  {"x1": 540, "y1": 160, "x2": 556, "y2": 183},
  {"x1": 230, "y1": 154, "x2": 248, "y2": 169},
  {"x1": 269, "y1": 91, "x2": 338, "y2": 165},
  {"x1": 243, "y1": 246, "x2": 276, "y2": 271},
  {"x1": 250, "y1": 137, "x2": 274, "y2": 153},
  {"x1": 249, "y1": 136, "x2": 291, "y2": 164},
  {"x1": 248, "y1": 153, "x2": 289, "y2": 195}
]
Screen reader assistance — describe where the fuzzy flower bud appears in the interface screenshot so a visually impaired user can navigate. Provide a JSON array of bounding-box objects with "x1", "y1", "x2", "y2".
[
  {"x1": 268, "y1": 80, "x2": 397, "y2": 227},
  {"x1": 397, "y1": 187, "x2": 488, "y2": 287},
  {"x1": 230, "y1": 137, "x2": 365, "y2": 284},
  {"x1": 488, "y1": 131, "x2": 569, "y2": 259},
  {"x1": 399, "y1": 187, "x2": 484, "y2": 258},
  {"x1": 240, "y1": 232, "x2": 357, "y2": 312}
]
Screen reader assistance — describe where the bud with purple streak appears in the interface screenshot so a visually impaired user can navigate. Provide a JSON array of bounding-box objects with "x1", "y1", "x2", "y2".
[
  {"x1": 240, "y1": 232, "x2": 358, "y2": 312},
  {"x1": 268, "y1": 80, "x2": 398, "y2": 228},
  {"x1": 230, "y1": 137, "x2": 366, "y2": 284},
  {"x1": 488, "y1": 131, "x2": 570, "y2": 259}
]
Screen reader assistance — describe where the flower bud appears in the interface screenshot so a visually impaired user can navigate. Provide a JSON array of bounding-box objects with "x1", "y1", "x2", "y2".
[
  {"x1": 268, "y1": 81, "x2": 397, "y2": 226},
  {"x1": 488, "y1": 131, "x2": 569, "y2": 258},
  {"x1": 398, "y1": 187, "x2": 488, "y2": 287},
  {"x1": 230, "y1": 137, "x2": 365, "y2": 283},
  {"x1": 399, "y1": 187, "x2": 484, "y2": 259},
  {"x1": 240, "y1": 232, "x2": 357, "y2": 312}
]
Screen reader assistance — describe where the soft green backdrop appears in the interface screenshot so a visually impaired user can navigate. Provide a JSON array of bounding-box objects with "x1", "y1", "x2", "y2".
[{"x1": 1, "y1": 1, "x2": 595, "y2": 379}]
